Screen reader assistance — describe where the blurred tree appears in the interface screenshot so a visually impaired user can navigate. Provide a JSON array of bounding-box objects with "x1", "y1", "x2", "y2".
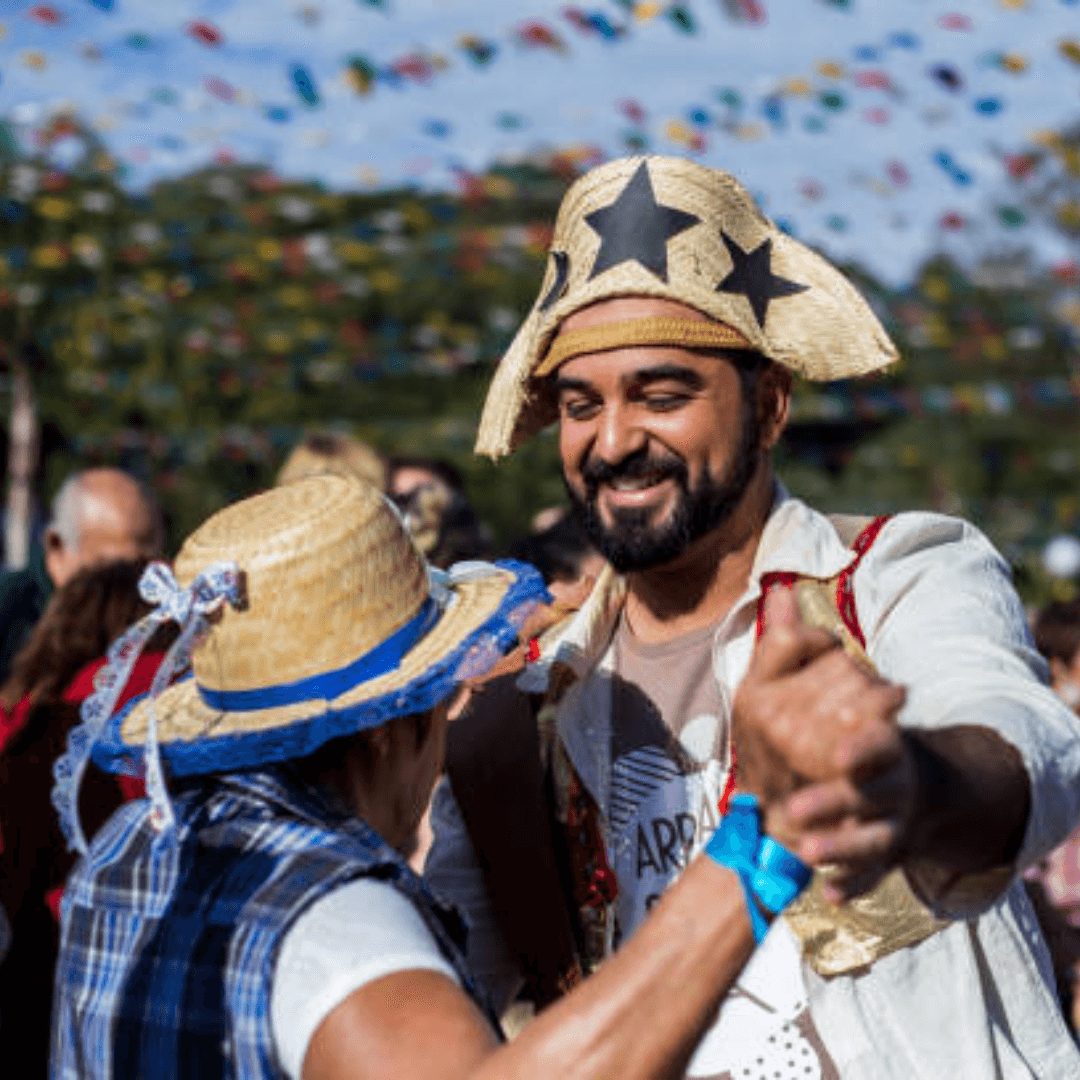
[{"x1": 0, "y1": 132, "x2": 1076, "y2": 606}]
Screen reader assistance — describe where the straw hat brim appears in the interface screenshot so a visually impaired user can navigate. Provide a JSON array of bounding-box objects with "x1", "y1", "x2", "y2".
[{"x1": 93, "y1": 561, "x2": 542, "y2": 778}]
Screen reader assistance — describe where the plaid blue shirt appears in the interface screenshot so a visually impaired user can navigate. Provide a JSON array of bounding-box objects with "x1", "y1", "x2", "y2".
[{"x1": 51, "y1": 766, "x2": 483, "y2": 1079}]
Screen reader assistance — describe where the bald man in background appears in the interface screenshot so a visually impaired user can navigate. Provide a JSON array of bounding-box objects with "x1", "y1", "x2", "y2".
[{"x1": 0, "y1": 468, "x2": 162, "y2": 682}]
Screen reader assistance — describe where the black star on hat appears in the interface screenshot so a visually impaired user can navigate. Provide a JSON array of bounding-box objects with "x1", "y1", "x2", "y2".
[
  {"x1": 538, "y1": 250, "x2": 569, "y2": 311},
  {"x1": 716, "y1": 232, "x2": 807, "y2": 328},
  {"x1": 584, "y1": 162, "x2": 700, "y2": 283}
]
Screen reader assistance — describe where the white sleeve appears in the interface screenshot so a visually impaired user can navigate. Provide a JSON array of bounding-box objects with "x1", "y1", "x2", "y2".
[
  {"x1": 271, "y1": 877, "x2": 460, "y2": 1080},
  {"x1": 857, "y1": 512, "x2": 1080, "y2": 914},
  {"x1": 424, "y1": 775, "x2": 525, "y2": 1014}
]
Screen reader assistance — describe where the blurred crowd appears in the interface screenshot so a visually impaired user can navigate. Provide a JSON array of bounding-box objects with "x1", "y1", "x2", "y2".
[{"x1": 0, "y1": 433, "x2": 603, "y2": 1076}]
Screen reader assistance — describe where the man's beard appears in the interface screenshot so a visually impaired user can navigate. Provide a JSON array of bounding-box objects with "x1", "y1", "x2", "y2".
[{"x1": 565, "y1": 405, "x2": 762, "y2": 573}]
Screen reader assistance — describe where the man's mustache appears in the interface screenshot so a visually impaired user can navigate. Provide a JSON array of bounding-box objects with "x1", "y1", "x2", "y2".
[{"x1": 580, "y1": 450, "x2": 687, "y2": 495}]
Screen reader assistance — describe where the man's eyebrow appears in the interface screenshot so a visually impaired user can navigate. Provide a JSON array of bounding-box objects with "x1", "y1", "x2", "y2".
[
  {"x1": 554, "y1": 365, "x2": 707, "y2": 395},
  {"x1": 553, "y1": 375, "x2": 595, "y2": 395},
  {"x1": 631, "y1": 364, "x2": 706, "y2": 390}
]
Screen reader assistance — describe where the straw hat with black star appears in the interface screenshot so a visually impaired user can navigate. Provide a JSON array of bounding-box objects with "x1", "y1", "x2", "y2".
[{"x1": 476, "y1": 155, "x2": 899, "y2": 459}]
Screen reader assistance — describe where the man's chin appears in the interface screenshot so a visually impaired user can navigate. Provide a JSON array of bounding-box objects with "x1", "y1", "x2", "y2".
[
  {"x1": 588, "y1": 511, "x2": 689, "y2": 574},
  {"x1": 597, "y1": 499, "x2": 672, "y2": 536},
  {"x1": 567, "y1": 489, "x2": 688, "y2": 572}
]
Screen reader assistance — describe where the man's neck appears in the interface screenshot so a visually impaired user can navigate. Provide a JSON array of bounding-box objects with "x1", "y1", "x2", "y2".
[{"x1": 621, "y1": 469, "x2": 775, "y2": 646}]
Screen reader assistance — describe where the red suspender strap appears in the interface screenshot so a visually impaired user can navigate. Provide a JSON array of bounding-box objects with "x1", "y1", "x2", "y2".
[
  {"x1": 717, "y1": 745, "x2": 739, "y2": 816},
  {"x1": 834, "y1": 515, "x2": 890, "y2": 650}
]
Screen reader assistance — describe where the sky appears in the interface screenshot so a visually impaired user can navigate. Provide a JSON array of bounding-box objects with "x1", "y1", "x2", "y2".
[{"x1": 1, "y1": 0, "x2": 1080, "y2": 282}]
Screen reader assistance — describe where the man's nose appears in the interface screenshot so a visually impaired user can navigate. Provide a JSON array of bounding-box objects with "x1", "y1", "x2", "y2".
[{"x1": 593, "y1": 402, "x2": 647, "y2": 465}]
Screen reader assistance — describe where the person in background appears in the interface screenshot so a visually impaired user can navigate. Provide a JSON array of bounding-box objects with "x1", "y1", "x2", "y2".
[
  {"x1": 1024, "y1": 598, "x2": 1080, "y2": 1034},
  {"x1": 510, "y1": 511, "x2": 605, "y2": 610},
  {"x1": 277, "y1": 431, "x2": 386, "y2": 491},
  {"x1": 385, "y1": 455, "x2": 499, "y2": 870},
  {"x1": 387, "y1": 455, "x2": 493, "y2": 568},
  {"x1": 1035, "y1": 599, "x2": 1080, "y2": 713},
  {"x1": 0, "y1": 469, "x2": 163, "y2": 683},
  {"x1": 0, "y1": 559, "x2": 175, "y2": 1079}
]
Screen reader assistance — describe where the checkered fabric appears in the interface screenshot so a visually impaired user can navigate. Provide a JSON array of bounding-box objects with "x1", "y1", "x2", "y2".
[{"x1": 51, "y1": 767, "x2": 481, "y2": 1079}]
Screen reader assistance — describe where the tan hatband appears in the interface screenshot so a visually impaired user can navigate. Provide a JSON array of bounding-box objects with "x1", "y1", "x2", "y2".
[{"x1": 534, "y1": 316, "x2": 753, "y2": 377}]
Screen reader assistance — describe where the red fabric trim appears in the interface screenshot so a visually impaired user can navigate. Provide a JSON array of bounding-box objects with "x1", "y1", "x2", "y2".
[
  {"x1": 834, "y1": 515, "x2": 890, "y2": 650},
  {"x1": 754, "y1": 571, "x2": 798, "y2": 641},
  {"x1": 44, "y1": 886, "x2": 64, "y2": 923},
  {"x1": 566, "y1": 766, "x2": 618, "y2": 909},
  {"x1": 115, "y1": 775, "x2": 147, "y2": 802},
  {"x1": 717, "y1": 744, "x2": 738, "y2": 816}
]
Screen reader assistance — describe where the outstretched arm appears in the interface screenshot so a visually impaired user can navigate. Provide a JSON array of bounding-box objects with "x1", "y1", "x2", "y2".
[
  {"x1": 786, "y1": 723, "x2": 1029, "y2": 903},
  {"x1": 742, "y1": 516, "x2": 1063, "y2": 908},
  {"x1": 301, "y1": 590, "x2": 905, "y2": 1080},
  {"x1": 304, "y1": 857, "x2": 756, "y2": 1080}
]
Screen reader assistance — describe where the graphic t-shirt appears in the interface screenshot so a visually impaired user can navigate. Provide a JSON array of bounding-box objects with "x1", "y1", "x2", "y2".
[{"x1": 610, "y1": 615, "x2": 838, "y2": 1080}]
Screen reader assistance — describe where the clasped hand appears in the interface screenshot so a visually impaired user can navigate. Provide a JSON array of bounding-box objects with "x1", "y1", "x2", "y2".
[{"x1": 733, "y1": 588, "x2": 916, "y2": 904}]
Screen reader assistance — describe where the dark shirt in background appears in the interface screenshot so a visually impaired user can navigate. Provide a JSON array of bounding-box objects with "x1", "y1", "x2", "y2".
[{"x1": 0, "y1": 546, "x2": 51, "y2": 684}]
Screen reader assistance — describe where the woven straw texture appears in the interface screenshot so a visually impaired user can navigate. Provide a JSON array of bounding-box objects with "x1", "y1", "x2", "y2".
[
  {"x1": 118, "y1": 474, "x2": 516, "y2": 748},
  {"x1": 476, "y1": 155, "x2": 899, "y2": 458},
  {"x1": 534, "y1": 315, "x2": 751, "y2": 377}
]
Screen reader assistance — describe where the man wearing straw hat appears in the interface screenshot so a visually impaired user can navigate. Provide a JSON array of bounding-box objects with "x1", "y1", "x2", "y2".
[
  {"x1": 427, "y1": 156, "x2": 1080, "y2": 1077},
  {"x1": 48, "y1": 473, "x2": 897, "y2": 1078}
]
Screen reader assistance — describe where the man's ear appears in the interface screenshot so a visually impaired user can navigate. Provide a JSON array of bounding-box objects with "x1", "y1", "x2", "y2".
[
  {"x1": 43, "y1": 526, "x2": 68, "y2": 586},
  {"x1": 757, "y1": 363, "x2": 792, "y2": 451}
]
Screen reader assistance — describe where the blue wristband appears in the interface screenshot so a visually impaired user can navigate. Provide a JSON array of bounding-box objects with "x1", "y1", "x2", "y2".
[{"x1": 703, "y1": 793, "x2": 812, "y2": 943}]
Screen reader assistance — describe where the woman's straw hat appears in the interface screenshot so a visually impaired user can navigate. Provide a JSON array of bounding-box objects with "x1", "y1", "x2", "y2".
[
  {"x1": 476, "y1": 155, "x2": 899, "y2": 458},
  {"x1": 92, "y1": 474, "x2": 546, "y2": 778}
]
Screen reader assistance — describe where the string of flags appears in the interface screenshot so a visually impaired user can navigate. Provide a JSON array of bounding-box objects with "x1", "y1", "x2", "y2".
[{"x1": 4, "y1": 2, "x2": 1080, "y2": 192}]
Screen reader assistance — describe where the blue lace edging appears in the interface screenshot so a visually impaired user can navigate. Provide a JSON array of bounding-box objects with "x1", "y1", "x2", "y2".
[{"x1": 92, "y1": 560, "x2": 548, "y2": 779}]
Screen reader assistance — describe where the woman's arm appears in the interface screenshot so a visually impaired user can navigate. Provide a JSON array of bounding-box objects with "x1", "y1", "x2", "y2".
[
  {"x1": 302, "y1": 589, "x2": 907, "y2": 1079},
  {"x1": 303, "y1": 857, "x2": 752, "y2": 1080}
]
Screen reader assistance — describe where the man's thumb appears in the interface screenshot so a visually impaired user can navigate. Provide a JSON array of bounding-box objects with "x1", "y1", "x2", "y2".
[{"x1": 761, "y1": 585, "x2": 802, "y2": 634}]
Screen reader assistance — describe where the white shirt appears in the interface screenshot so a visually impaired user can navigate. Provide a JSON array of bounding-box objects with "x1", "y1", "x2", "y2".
[
  {"x1": 271, "y1": 877, "x2": 458, "y2": 1079},
  {"x1": 426, "y1": 491, "x2": 1080, "y2": 1078}
]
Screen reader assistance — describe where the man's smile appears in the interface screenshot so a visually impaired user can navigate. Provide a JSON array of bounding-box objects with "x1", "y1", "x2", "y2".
[{"x1": 596, "y1": 474, "x2": 677, "y2": 511}]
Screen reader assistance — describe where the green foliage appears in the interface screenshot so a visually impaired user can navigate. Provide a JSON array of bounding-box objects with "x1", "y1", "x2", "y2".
[{"x1": 1, "y1": 132, "x2": 1078, "y2": 604}]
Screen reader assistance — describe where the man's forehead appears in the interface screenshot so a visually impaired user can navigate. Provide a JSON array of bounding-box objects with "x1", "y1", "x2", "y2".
[
  {"x1": 82, "y1": 497, "x2": 153, "y2": 534},
  {"x1": 82, "y1": 482, "x2": 146, "y2": 516},
  {"x1": 78, "y1": 480, "x2": 156, "y2": 540}
]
